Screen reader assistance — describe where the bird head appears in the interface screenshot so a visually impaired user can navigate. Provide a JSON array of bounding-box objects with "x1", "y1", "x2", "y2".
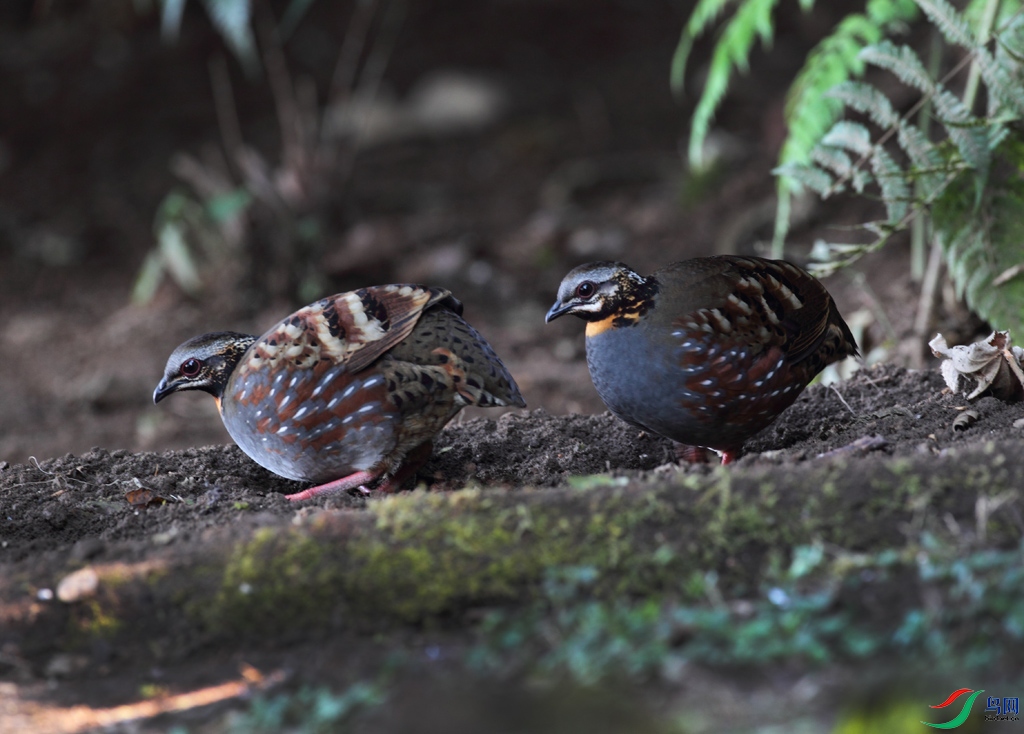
[
  {"x1": 545, "y1": 261, "x2": 650, "y2": 323},
  {"x1": 153, "y1": 331, "x2": 256, "y2": 404}
]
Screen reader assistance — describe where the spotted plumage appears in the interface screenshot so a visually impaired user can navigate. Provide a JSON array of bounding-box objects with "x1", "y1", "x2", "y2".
[
  {"x1": 546, "y1": 256, "x2": 858, "y2": 464},
  {"x1": 155, "y1": 284, "x2": 525, "y2": 499}
]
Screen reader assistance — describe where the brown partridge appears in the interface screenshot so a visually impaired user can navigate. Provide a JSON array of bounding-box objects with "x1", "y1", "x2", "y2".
[
  {"x1": 154, "y1": 285, "x2": 525, "y2": 500},
  {"x1": 546, "y1": 256, "x2": 858, "y2": 464}
]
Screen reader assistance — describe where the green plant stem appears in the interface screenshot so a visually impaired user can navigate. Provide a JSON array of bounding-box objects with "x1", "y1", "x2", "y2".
[
  {"x1": 963, "y1": 0, "x2": 1003, "y2": 111},
  {"x1": 911, "y1": 30, "x2": 943, "y2": 283},
  {"x1": 771, "y1": 186, "x2": 790, "y2": 259}
]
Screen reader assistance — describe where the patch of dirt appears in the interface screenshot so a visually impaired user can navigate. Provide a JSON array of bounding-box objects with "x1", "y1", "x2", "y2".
[
  {"x1": 2, "y1": 363, "x2": 1024, "y2": 731},
  {"x1": 4, "y1": 363, "x2": 1022, "y2": 571}
]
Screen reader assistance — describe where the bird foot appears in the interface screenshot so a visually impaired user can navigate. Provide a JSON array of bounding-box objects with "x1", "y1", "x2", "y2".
[
  {"x1": 284, "y1": 442, "x2": 436, "y2": 501},
  {"x1": 285, "y1": 471, "x2": 378, "y2": 501},
  {"x1": 674, "y1": 444, "x2": 740, "y2": 466},
  {"x1": 715, "y1": 449, "x2": 739, "y2": 465},
  {"x1": 674, "y1": 444, "x2": 714, "y2": 464}
]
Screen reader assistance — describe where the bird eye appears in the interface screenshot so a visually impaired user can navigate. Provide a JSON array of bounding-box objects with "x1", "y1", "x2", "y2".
[
  {"x1": 180, "y1": 358, "x2": 203, "y2": 377},
  {"x1": 575, "y1": 281, "x2": 596, "y2": 298}
]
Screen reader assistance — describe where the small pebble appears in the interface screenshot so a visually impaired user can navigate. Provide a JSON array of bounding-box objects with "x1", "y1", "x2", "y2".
[{"x1": 56, "y1": 567, "x2": 99, "y2": 603}]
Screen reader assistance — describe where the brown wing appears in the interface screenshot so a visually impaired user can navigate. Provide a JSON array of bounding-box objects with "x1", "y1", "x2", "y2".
[
  {"x1": 243, "y1": 284, "x2": 455, "y2": 375},
  {"x1": 656, "y1": 256, "x2": 852, "y2": 367},
  {"x1": 653, "y1": 257, "x2": 857, "y2": 433}
]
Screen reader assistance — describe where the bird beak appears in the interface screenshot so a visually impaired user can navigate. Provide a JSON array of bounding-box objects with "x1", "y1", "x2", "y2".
[
  {"x1": 545, "y1": 300, "x2": 571, "y2": 323},
  {"x1": 153, "y1": 378, "x2": 174, "y2": 404}
]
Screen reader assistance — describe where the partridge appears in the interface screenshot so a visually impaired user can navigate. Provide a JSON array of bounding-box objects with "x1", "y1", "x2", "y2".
[
  {"x1": 154, "y1": 285, "x2": 525, "y2": 500},
  {"x1": 546, "y1": 256, "x2": 858, "y2": 464}
]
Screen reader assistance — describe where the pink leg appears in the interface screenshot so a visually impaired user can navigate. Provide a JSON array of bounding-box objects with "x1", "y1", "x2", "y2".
[
  {"x1": 674, "y1": 444, "x2": 741, "y2": 465},
  {"x1": 285, "y1": 470, "x2": 379, "y2": 502},
  {"x1": 286, "y1": 442, "x2": 435, "y2": 501}
]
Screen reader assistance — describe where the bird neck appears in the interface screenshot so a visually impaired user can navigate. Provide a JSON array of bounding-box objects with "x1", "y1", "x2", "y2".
[
  {"x1": 583, "y1": 272, "x2": 658, "y2": 334},
  {"x1": 205, "y1": 333, "x2": 257, "y2": 399},
  {"x1": 586, "y1": 311, "x2": 642, "y2": 337}
]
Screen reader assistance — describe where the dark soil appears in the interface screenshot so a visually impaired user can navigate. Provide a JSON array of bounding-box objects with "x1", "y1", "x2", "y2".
[
  {"x1": 3, "y1": 363, "x2": 1024, "y2": 733},
  {"x1": 5, "y1": 363, "x2": 1023, "y2": 571}
]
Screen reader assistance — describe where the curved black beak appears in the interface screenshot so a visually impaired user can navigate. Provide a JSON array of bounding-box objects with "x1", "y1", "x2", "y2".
[
  {"x1": 545, "y1": 300, "x2": 572, "y2": 323},
  {"x1": 153, "y1": 378, "x2": 174, "y2": 404}
]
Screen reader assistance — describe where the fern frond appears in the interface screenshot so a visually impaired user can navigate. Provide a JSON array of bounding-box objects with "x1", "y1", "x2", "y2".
[
  {"x1": 984, "y1": 14, "x2": 1024, "y2": 115},
  {"x1": 821, "y1": 120, "x2": 874, "y2": 156},
  {"x1": 978, "y1": 50, "x2": 1024, "y2": 115},
  {"x1": 870, "y1": 147, "x2": 910, "y2": 223},
  {"x1": 932, "y1": 90, "x2": 993, "y2": 170},
  {"x1": 811, "y1": 146, "x2": 854, "y2": 178},
  {"x1": 915, "y1": 0, "x2": 978, "y2": 50},
  {"x1": 807, "y1": 239, "x2": 886, "y2": 277},
  {"x1": 670, "y1": 0, "x2": 738, "y2": 95},
  {"x1": 860, "y1": 41, "x2": 935, "y2": 93},
  {"x1": 773, "y1": 162, "x2": 836, "y2": 196},
  {"x1": 688, "y1": 0, "x2": 782, "y2": 167},
  {"x1": 811, "y1": 146, "x2": 874, "y2": 192},
  {"x1": 826, "y1": 81, "x2": 899, "y2": 128},
  {"x1": 966, "y1": 0, "x2": 1023, "y2": 28},
  {"x1": 927, "y1": 140, "x2": 1024, "y2": 333},
  {"x1": 780, "y1": 3, "x2": 918, "y2": 168},
  {"x1": 896, "y1": 123, "x2": 947, "y2": 196},
  {"x1": 995, "y1": 6, "x2": 1024, "y2": 58}
]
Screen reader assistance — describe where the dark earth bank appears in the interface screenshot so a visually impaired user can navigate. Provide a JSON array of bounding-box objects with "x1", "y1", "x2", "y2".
[
  {"x1": 4, "y1": 364, "x2": 1023, "y2": 565},
  {"x1": 2, "y1": 363, "x2": 1024, "y2": 732}
]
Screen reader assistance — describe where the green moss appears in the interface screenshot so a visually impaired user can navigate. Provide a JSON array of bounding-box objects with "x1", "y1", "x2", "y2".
[
  {"x1": 72, "y1": 598, "x2": 121, "y2": 639},
  {"x1": 23, "y1": 441, "x2": 1024, "y2": 653}
]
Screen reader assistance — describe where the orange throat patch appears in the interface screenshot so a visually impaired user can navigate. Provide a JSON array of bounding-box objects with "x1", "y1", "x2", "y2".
[{"x1": 585, "y1": 312, "x2": 640, "y2": 338}]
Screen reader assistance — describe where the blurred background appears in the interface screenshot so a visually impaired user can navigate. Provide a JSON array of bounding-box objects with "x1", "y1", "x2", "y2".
[{"x1": 0, "y1": 0, "x2": 987, "y2": 466}]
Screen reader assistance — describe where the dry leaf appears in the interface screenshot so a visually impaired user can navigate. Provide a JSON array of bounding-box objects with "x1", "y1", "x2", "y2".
[
  {"x1": 125, "y1": 488, "x2": 176, "y2": 508},
  {"x1": 929, "y1": 331, "x2": 1024, "y2": 402},
  {"x1": 953, "y1": 409, "x2": 980, "y2": 431}
]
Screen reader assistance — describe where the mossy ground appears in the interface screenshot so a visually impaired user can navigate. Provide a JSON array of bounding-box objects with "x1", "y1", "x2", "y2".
[{"x1": 2, "y1": 365, "x2": 1024, "y2": 731}]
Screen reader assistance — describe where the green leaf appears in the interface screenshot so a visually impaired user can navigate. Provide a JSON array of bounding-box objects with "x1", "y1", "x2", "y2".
[
  {"x1": 984, "y1": 13, "x2": 1024, "y2": 116},
  {"x1": 670, "y1": 0, "x2": 738, "y2": 96},
  {"x1": 205, "y1": 188, "x2": 253, "y2": 223},
  {"x1": 826, "y1": 81, "x2": 898, "y2": 128},
  {"x1": 870, "y1": 147, "x2": 910, "y2": 223},
  {"x1": 688, "y1": 0, "x2": 781, "y2": 167},
  {"x1": 896, "y1": 122, "x2": 947, "y2": 196},
  {"x1": 773, "y1": 162, "x2": 835, "y2": 196},
  {"x1": 860, "y1": 41, "x2": 935, "y2": 93},
  {"x1": 932, "y1": 139, "x2": 1024, "y2": 334},
  {"x1": 821, "y1": 120, "x2": 874, "y2": 156},
  {"x1": 771, "y1": 0, "x2": 918, "y2": 250},
  {"x1": 158, "y1": 221, "x2": 203, "y2": 296},
  {"x1": 915, "y1": 0, "x2": 977, "y2": 50},
  {"x1": 131, "y1": 250, "x2": 166, "y2": 305},
  {"x1": 932, "y1": 89, "x2": 992, "y2": 171},
  {"x1": 811, "y1": 146, "x2": 854, "y2": 179}
]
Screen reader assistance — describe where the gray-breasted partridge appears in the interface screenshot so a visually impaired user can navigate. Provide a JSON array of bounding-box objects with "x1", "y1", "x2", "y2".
[
  {"x1": 154, "y1": 285, "x2": 525, "y2": 500},
  {"x1": 546, "y1": 256, "x2": 858, "y2": 464}
]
